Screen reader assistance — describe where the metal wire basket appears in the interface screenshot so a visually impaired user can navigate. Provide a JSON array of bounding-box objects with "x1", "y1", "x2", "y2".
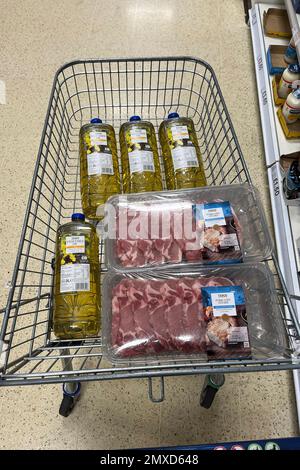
[{"x1": 1, "y1": 56, "x2": 300, "y2": 395}]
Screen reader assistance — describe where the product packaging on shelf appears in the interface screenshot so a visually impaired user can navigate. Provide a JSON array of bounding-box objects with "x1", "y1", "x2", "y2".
[
  {"x1": 104, "y1": 184, "x2": 272, "y2": 272},
  {"x1": 263, "y1": 8, "x2": 292, "y2": 38},
  {"x1": 267, "y1": 45, "x2": 291, "y2": 75},
  {"x1": 272, "y1": 75, "x2": 286, "y2": 106},
  {"x1": 277, "y1": 99, "x2": 300, "y2": 139},
  {"x1": 102, "y1": 264, "x2": 288, "y2": 364}
]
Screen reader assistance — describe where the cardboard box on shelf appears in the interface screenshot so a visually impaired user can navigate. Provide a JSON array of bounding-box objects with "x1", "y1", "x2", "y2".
[
  {"x1": 280, "y1": 152, "x2": 300, "y2": 171},
  {"x1": 263, "y1": 8, "x2": 292, "y2": 38},
  {"x1": 272, "y1": 75, "x2": 286, "y2": 106},
  {"x1": 267, "y1": 45, "x2": 289, "y2": 75},
  {"x1": 277, "y1": 107, "x2": 300, "y2": 138}
]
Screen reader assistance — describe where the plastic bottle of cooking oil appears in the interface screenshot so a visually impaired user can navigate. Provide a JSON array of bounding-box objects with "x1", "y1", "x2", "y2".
[
  {"x1": 53, "y1": 213, "x2": 100, "y2": 339},
  {"x1": 80, "y1": 118, "x2": 120, "y2": 219},
  {"x1": 159, "y1": 112, "x2": 207, "y2": 189},
  {"x1": 119, "y1": 115, "x2": 162, "y2": 193}
]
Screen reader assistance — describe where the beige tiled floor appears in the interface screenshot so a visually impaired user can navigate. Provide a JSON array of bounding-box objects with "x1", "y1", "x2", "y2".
[{"x1": 0, "y1": 0, "x2": 299, "y2": 449}]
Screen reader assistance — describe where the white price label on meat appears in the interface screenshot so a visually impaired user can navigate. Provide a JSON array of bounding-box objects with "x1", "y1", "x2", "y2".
[
  {"x1": 65, "y1": 236, "x2": 85, "y2": 254},
  {"x1": 171, "y1": 125, "x2": 189, "y2": 140},
  {"x1": 211, "y1": 291, "x2": 237, "y2": 316},
  {"x1": 171, "y1": 146, "x2": 199, "y2": 171},
  {"x1": 203, "y1": 206, "x2": 226, "y2": 227},
  {"x1": 60, "y1": 264, "x2": 90, "y2": 293},
  {"x1": 220, "y1": 233, "x2": 239, "y2": 250},
  {"x1": 90, "y1": 131, "x2": 107, "y2": 146},
  {"x1": 130, "y1": 128, "x2": 147, "y2": 143},
  {"x1": 228, "y1": 326, "x2": 249, "y2": 344},
  {"x1": 87, "y1": 152, "x2": 114, "y2": 175},
  {"x1": 129, "y1": 150, "x2": 155, "y2": 173}
]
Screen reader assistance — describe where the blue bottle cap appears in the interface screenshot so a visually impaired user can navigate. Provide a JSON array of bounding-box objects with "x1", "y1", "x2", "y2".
[
  {"x1": 168, "y1": 112, "x2": 180, "y2": 119},
  {"x1": 129, "y1": 115, "x2": 141, "y2": 122},
  {"x1": 90, "y1": 118, "x2": 102, "y2": 124},
  {"x1": 71, "y1": 213, "x2": 85, "y2": 222},
  {"x1": 288, "y1": 64, "x2": 300, "y2": 74}
]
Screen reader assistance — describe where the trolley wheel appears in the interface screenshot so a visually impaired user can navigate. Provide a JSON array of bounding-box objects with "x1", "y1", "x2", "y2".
[
  {"x1": 59, "y1": 382, "x2": 81, "y2": 417},
  {"x1": 200, "y1": 374, "x2": 225, "y2": 409},
  {"x1": 200, "y1": 385, "x2": 218, "y2": 409},
  {"x1": 59, "y1": 394, "x2": 75, "y2": 417}
]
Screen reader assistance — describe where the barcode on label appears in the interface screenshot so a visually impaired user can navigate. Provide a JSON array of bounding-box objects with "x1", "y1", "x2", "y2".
[
  {"x1": 186, "y1": 160, "x2": 198, "y2": 167},
  {"x1": 102, "y1": 168, "x2": 113, "y2": 174},
  {"x1": 75, "y1": 283, "x2": 89, "y2": 291}
]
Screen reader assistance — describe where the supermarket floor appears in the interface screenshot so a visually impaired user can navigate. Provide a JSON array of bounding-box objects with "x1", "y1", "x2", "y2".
[{"x1": 0, "y1": 0, "x2": 299, "y2": 449}]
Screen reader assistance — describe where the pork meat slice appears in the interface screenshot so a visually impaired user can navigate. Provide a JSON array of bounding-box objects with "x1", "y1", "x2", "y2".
[
  {"x1": 111, "y1": 296, "x2": 120, "y2": 346},
  {"x1": 149, "y1": 303, "x2": 172, "y2": 352},
  {"x1": 183, "y1": 302, "x2": 207, "y2": 352}
]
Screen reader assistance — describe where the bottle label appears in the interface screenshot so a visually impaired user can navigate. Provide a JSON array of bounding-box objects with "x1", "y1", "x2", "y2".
[
  {"x1": 129, "y1": 150, "x2": 155, "y2": 173},
  {"x1": 87, "y1": 152, "x2": 114, "y2": 175},
  {"x1": 60, "y1": 264, "x2": 90, "y2": 293},
  {"x1": 60, "y1": 234, "x2": 90, "y2": 293},
  {"x1": 171, "y1": 146, "x2": 199, "y2": 171},
  {"x1": 90, "y1": 131, "x2": 107, "y2": 146},
  {"x1": 130, "y1": 128, "x2": 148, "y2": 144},
  {"x1": 65, "y1": 236, "x2": 85, "y2": 254},
  {"x1": 171, "y1": 125, "x2": 189, "y2": 140}
]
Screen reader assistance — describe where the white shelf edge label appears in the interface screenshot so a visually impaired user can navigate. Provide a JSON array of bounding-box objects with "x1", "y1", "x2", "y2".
[
  {"x1": 272, "y1": 165, "x2": 280, "y2": 197},
  {"x1": 257, "y1": 54, "x2": 263, "y2": 72},
  {"x1": 261, "y1": 87, "x2": 268, "y2": 106}
]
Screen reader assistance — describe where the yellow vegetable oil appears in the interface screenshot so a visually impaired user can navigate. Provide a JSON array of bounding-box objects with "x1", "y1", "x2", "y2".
[
  {"x1": 159, "y1": 112, "x2": 207, "y2": 189},
  {"x1": 119, "y1": 115, "x2": 163, "y2": 193},
  {"x1": 80, "y1": 118, "x2": 120, "y2": 219},
  {"x1": 53, "y1": 213, "x2": 100, "y2": 339}
]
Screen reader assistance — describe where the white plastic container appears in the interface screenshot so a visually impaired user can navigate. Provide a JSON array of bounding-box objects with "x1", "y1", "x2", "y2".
[
  {"x1": 104, "y1": 183, "x2": 273, "y2": 272},
  {"x1": 102, "y1": 264, "x2": 287, "y2": 364},
  {"x1": 278, "y1": 64, "x2": 300, "y2": 99},
  {"x1": 282, "y1": 88, "x2": 300, "y2": 123}
]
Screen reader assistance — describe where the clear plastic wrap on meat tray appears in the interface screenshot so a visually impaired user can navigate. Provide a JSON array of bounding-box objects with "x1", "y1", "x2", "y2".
[
  {"x1": 104, "y1": 184, "x2": 273, "y2": 272},
  {"x1": 102, "y1": 263, "x2": 288, "y2": 364}
]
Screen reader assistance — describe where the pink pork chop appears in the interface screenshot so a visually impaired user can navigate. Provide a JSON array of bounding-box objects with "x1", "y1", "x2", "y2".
[{"x1": 111, "y1": 276, "x2": 236, "y2": 358}]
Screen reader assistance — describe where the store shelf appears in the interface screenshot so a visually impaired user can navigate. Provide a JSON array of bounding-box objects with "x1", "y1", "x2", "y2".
[
  {"x1": 267, "y1": 162, "x2": 300, "y2": 293},
  {"x1": 250, "y1": 2, "x2": 300, "y2": 427},
  {"x1": 251, "y1": 3, "x2": 300, "y2": 165}
]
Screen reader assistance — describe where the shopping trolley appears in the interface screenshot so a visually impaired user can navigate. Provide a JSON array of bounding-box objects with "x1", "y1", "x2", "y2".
[{"x1": 1, "y1": 57, "x2": 300, "y2": 417}]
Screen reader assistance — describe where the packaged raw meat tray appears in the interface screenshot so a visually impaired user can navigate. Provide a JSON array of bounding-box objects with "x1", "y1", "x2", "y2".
[
  {"x1": 102, "y1": 264, "x2": 287, "y2": 364},
  {"x1": 104, "y1": 184, "x2": 272, "y2": 272}
]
